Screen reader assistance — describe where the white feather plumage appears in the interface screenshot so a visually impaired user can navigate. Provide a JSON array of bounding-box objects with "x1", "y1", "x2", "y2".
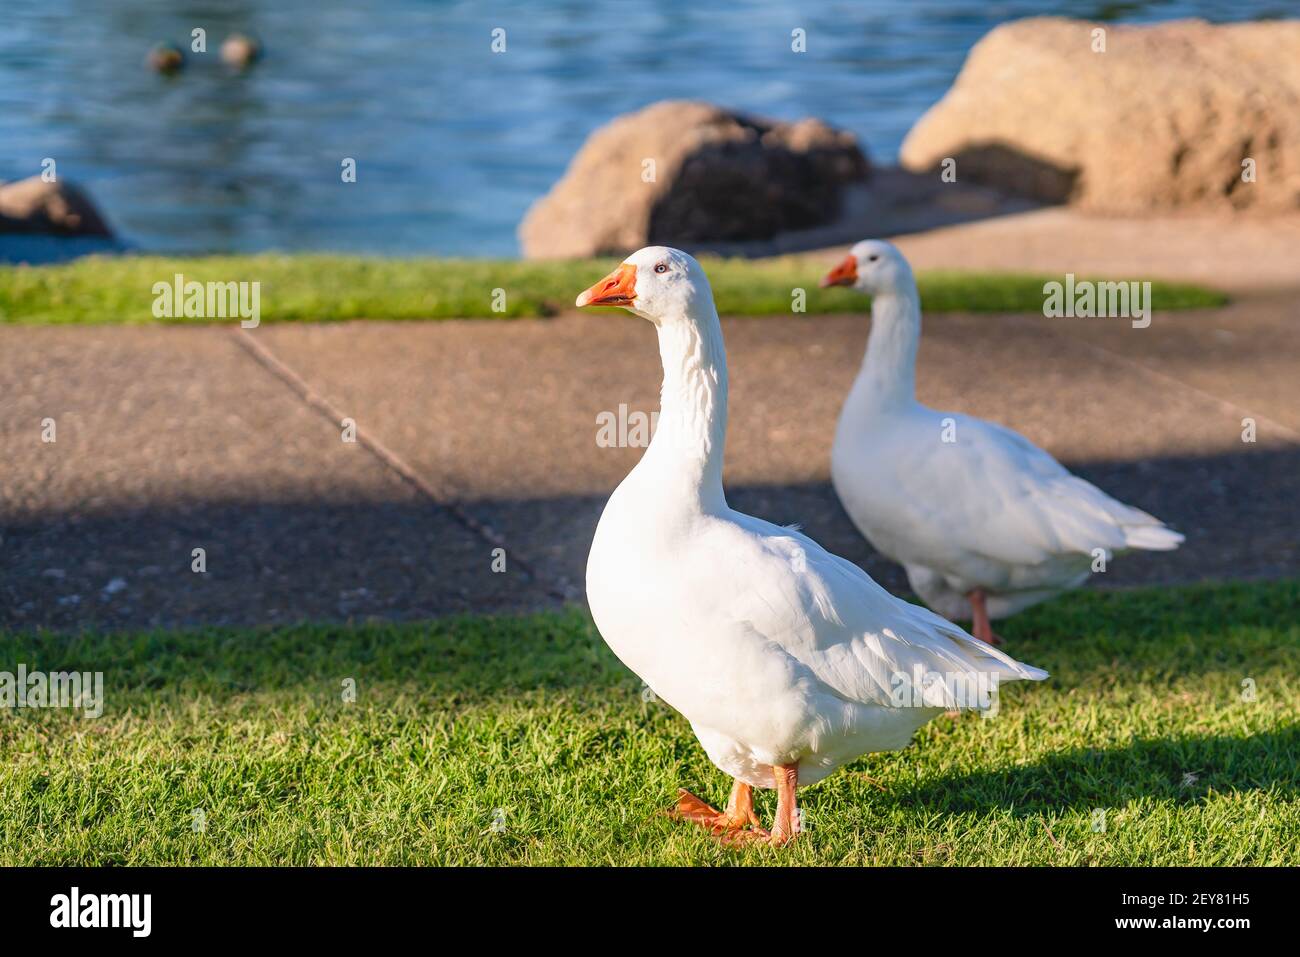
[
  {"x1": 829, "y1": 240, "x2": 1184, "y2": 621},
  {"x1": 585, "y1": 247, "x2": 1046, "y2": 790}
]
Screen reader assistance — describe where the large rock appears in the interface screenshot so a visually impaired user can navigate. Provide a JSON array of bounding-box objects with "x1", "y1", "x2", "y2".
[
  {"x1": 520, "y1": 101, "x2": 869, "y2": 258},
  {"x1": 900, "y1": 17, "x2": 1300, "y2": 213},
  {"x1": 0, "y1": 177, "x2": 114, "y2": 236}
]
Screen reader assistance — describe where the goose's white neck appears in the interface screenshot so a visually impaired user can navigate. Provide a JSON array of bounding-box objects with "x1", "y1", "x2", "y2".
[
  {"x1": 850, "y1": 288, "x2": 920, "y2": 412},
  {"x1": 640, "y1": 308, "x2": 729, "y2": 514}
]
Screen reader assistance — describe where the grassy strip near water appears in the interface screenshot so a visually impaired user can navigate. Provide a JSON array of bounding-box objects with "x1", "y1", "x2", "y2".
[
  {"x1": 1, "y1": 579, "x2": 1294, "y2": 865},
  {"x1": 0, "y1": 253, "x2": 1226, "y2": 323}
]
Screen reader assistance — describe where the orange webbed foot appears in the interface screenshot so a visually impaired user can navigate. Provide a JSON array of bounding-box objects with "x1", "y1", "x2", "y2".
[{"x1": 669, "y1": 784, "x2": 768, "y2": 843}]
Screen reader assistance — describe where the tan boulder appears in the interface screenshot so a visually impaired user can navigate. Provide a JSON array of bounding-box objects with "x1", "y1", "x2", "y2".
[
  {"x1": 520, "y1": 100, "x2": 868, "y2": 258},
  {"x1": 0, "y1": 176, "x2": 114, "y2": 236},
  {"x1": 900, "y1": 17, "x2": 1300, "y2": 213}
]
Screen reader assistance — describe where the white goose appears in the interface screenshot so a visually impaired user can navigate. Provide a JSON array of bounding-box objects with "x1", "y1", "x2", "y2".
[
  {"x1": 822, "y1": 240, "x2": 1184, "y2": 644},
  {"x1": 577, "y1": 246, "x2": 1046, "y2": 845}
]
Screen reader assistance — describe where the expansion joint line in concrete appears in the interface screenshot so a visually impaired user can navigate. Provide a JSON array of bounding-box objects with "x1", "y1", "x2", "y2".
[{"x1": 230, "y1": 327, "x2": 570, "y2": 604}]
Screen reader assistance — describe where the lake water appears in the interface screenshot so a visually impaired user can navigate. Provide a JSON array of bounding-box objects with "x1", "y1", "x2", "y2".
[{"x1": 0, "y1": 0, "x2": 1290, "y2": 257}]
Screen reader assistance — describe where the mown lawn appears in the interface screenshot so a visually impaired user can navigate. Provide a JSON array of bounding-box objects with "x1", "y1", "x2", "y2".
[
  {"x1": 0, "y1": 253, "x2": 1226, "y2": 323},
  {"x1": 1, "y1": 580, "x2": 1295, "y2": 866}
]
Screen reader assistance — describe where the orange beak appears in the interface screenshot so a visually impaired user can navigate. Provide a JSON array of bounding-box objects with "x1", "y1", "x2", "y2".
[
  {"x1": 576, "y1": 263, "x2": 638, "y2": 308},
  {"x1": 820, "y1": 254, "x2": 858, "y2": 288}
]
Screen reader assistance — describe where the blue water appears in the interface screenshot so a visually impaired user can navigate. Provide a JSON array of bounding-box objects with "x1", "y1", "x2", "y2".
[{"x1": 0, "y1": 0, "x2": 1292, "y2": 256}]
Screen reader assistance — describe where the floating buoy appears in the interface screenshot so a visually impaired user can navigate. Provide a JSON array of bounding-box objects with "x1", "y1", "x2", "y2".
[
  {"x1": 146, "y1": 42, "x2": 185, "y2": 75},
  {"x1": 221, "y1": 33, "x2": 262, "y2": 69}
]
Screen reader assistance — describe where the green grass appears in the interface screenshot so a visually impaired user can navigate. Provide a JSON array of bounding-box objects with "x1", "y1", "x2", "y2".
[
  {"x1": 2, "y1": 579, "x2": 1295, "y2": 866},
  {"x1": 0, "y1": 253, "x2": 1226, "y2": 323}
]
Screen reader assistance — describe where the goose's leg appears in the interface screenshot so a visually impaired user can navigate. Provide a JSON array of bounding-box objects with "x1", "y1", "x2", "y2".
[
  {"x1": 725, "y1": 780, "x2": 765, "y2": 830},
  {"x1": 966, "y1": 589, "x2": 1004, "y2": 646},
  {"x1": 768, "y1": 763, "x2": 801, "y2": 847},
  {"x1": 671, "y1": 779, "x2": 765, "y2": 837}
]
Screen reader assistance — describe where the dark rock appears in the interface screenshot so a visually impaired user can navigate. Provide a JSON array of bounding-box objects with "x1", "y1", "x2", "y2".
[
  {"x1": 0, "y1": 176, "x2": 114, "y2": 237},
  {"x1": 520, "y1": 100, "x2": 869, "y2": 258}
]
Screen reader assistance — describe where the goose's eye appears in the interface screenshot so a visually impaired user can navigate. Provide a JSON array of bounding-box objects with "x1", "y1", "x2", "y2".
[
  {"x1": 654, "y1": 262, "x2": 669, "y2": 274},
  {"x1": 867, "y1": 254, "x2": 880, "y2": 262}
]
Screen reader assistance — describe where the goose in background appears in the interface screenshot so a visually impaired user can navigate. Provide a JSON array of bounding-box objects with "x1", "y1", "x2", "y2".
[
  {"x1": 821, "y1": 240, "x2": 1184, "y2": 645},
  {"x1": 576, "y1": 246, "x2": 1047, "y2": 845}
]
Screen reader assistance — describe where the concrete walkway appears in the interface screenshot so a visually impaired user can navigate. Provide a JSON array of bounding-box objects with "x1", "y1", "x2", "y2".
[{"x1": 3, "y1": 215, "x2": 1297, "y2": 633}]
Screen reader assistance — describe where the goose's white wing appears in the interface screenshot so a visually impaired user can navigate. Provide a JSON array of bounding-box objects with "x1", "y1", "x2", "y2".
[
  {"x1": 709, "y1": 513, "x2": 1047, "y2": 711},
  {"x1": 872, "y1": 412, "x2": 1183, "y2": 568}
]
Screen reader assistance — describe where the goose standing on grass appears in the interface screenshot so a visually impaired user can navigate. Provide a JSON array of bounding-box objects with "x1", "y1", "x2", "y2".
[
  {"x1": 576, "y1": 247, "x2": 1047, "y2": 846},
  {"x1": 821, "y1": 240, "x2": 1184, "y2": 645}
]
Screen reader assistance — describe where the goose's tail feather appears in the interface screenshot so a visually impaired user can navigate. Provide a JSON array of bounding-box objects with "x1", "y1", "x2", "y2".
[{"x1": 1123, "y1": 523, "x2": 1185, "y2": 551}]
